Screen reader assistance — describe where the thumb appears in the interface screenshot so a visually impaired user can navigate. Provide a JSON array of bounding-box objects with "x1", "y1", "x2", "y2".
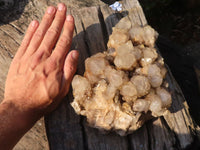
[{"x1": 62, "y1": 50, "x2": 79, "y2": 96}]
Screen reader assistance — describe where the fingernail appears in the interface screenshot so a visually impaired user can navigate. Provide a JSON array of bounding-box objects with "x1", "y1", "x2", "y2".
[
  {"x1": 47, "y1": 6, "x2": 55, "y2": 14},
  {"x1": 31, "y1": 20, "x2": 38, "y2": 27},
  {"x1": 66, "y1": 15, "x2": 73, "y2": 22},
  {"x1": 72, "y1": 51, "x2": 79, "y2": 60},
  {"x1": 58, "y1": 3, "x2": 65, "y2": 11}
]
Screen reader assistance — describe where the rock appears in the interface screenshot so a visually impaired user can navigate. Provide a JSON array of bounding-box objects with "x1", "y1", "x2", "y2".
[{"x1": 71, "y1": 18, "x2": 172, "y2": 135}]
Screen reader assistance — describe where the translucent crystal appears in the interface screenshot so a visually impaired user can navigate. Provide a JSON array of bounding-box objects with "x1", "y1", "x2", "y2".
[{"x1": 71, "y1": 17, "x2": 171, "y2": 136}]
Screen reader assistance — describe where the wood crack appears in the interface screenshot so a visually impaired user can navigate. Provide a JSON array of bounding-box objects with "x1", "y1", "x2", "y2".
[
  {"x1": 127, "y1": 135, "x2": 134, "y2": 150},
  {"x1": 136, "y1": 9, "x2": 144, "y2": 27},
  {"x1": 10, "y1": 22, "x2": 26, "y2": 34},
  {"x1": 161, "y1": 117, "x2": 181, "y2": 149},
  {"x1": 146, "y1": 123, "x2": 152, "y2": 150},
  {"x1": 80, "y1": 19, "x2": 92, "y2": 57},
  {"x1": 0, "y1": 42, "x2": 13, "y2": 59},
  {"x1": 0, "y1": 28, "x2": 20, "y2": 46},
  {"x1": 74, "y1": 24, "x2": 78, "y2": 35},
  {"x1": 98, "y1": 6, "x2": 109, "y2": 49},
  {"x1": 8, "y1": 23, "x2": 24, "y2": 35},
  {"x1": 80, "y1": 117, "x2": 88, "y2": 150}
]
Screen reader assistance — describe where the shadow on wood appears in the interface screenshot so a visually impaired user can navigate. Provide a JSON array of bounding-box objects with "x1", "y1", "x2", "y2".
[
  {"x1": 156, "y1": 36, "x2": 200, "y2": 125},
  {"x1": 100, "y1": 0, "x2": 117, "y2": 5},
  {"x1": 0, "y1": 0, "x2": 28, "y2": 24}
]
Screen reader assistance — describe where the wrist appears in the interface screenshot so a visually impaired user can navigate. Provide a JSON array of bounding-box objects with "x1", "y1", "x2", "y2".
[
  {"x1": 1, "y1": 99, "x2": 42, "y2": 129},
  {"x1": 0, "y1": 99, "x2": 41, "y2": 150}
]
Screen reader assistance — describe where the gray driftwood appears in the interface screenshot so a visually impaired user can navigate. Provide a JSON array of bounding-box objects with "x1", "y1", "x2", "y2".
[{"x1": 0, "y1": 0, "x2": 199, "y2": 150}]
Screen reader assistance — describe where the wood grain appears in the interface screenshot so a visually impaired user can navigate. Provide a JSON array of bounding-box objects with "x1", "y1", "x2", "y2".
[{"x1": 0, "y1": 0, "x2": 199, "y2": 150}]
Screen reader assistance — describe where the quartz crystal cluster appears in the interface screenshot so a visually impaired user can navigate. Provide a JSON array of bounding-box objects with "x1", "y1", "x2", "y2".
[{"x1": 71, "y1": 17, "x2": 172, "y2": 136}]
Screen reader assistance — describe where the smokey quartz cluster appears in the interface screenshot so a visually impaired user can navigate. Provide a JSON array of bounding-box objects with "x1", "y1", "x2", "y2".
[{"x1": 71, "y1": 17, "x2": 172, "y2": 136}]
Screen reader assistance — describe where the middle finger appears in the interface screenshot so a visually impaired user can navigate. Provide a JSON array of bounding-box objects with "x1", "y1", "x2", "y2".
[{"x1": 37, "y1": 3, "x2": 67, "y2": 59}]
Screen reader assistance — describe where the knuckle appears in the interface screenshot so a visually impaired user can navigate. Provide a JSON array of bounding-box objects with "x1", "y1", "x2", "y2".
[
  {"x1": 31, "y1": 52, "x2": 42, "y2": 68},
  {"x1": 34, "y1": 30, "x2": 45, "y2": 38},
  {"x1": 43, "y1": 51, "x2": 51, "y2": 59},
  {"x1": 47, "y1": 27, "x2": 60, "y2": 37},
  {"x1": 20, "y1": 39, "x2": 28, "y2": 48},
  {"x1": 43, "y1": 13, "x2": 52, "y2": 20},
  {"x1": 57, "y1": 36, "x2": 71, "y2": 48},
  {"x1": 48, "y1": 57, "x2": 58, "y2": 69},
  {"x1": 40, "y1": 43, "x2": 49, "y2": 52}
]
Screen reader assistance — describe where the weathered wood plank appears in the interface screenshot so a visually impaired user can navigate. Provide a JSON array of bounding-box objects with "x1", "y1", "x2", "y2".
[
  {"x1": 79, "y1": 6, "x2": 106, "y2": 54},
  {"x1": 0, "y1": 0, "x2": 199, "y2": 150},
  {"x1": 45, "y1": 90, "x2": 85, "y2": 150},
  {"x1": 146, "y1": 117, "x2": 177, "y2": 150},
  {"x1": 45, "y1": 6, "x2": 129, "y2": 150},
  {"x1": 124, "y1": 1, "x2": 197, "y2": 149},
  {"x1": 84, "y1": 124, "x2": 129, "y2": 150},
  {"x1": 71, "y1": 10, "x2": 90, "y2": 75},
  {"x1": 0, "y1": 45, "x2": 12, "y2": 101},
  {"x1": 123, "y1": 0, "x2": 147, "y2": 26},
  {"x1": 101, "y1": 3, "x2": 153, "y2": 150},
  {"x1": 127, "y1": 124, "x2": 149, "y2": 150},
  {"x1": 44, "y1": 10, "x2": 88, "y2": 150},
  {"x1": 163, "y1": 68, "x2": 194, "y2": 148},
  {"x1": 78, "y1": 6, "x2": 129, "y2": 150},
  {"x1": 0, "y1": 29, "x2": 19, "y2": 57},
  {"x1": 100, "y1": 1, "x2": 198, "y2": 150},
  {"x1": 100, "y1": 5, "x2": 125, "y2": 36}
]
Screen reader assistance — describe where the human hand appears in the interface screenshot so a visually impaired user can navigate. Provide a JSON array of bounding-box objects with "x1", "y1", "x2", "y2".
[{"x1": 3, "y1": 3, "x2": 79, "y2": 118}]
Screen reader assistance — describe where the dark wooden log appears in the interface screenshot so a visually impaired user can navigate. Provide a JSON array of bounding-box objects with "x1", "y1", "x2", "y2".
[
  {"x1": 45, "y1": 1, "x2": 199, "y2": 149},
  {"x1": 0, "y1": 0, "x2": 199, "y2": 150}
]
